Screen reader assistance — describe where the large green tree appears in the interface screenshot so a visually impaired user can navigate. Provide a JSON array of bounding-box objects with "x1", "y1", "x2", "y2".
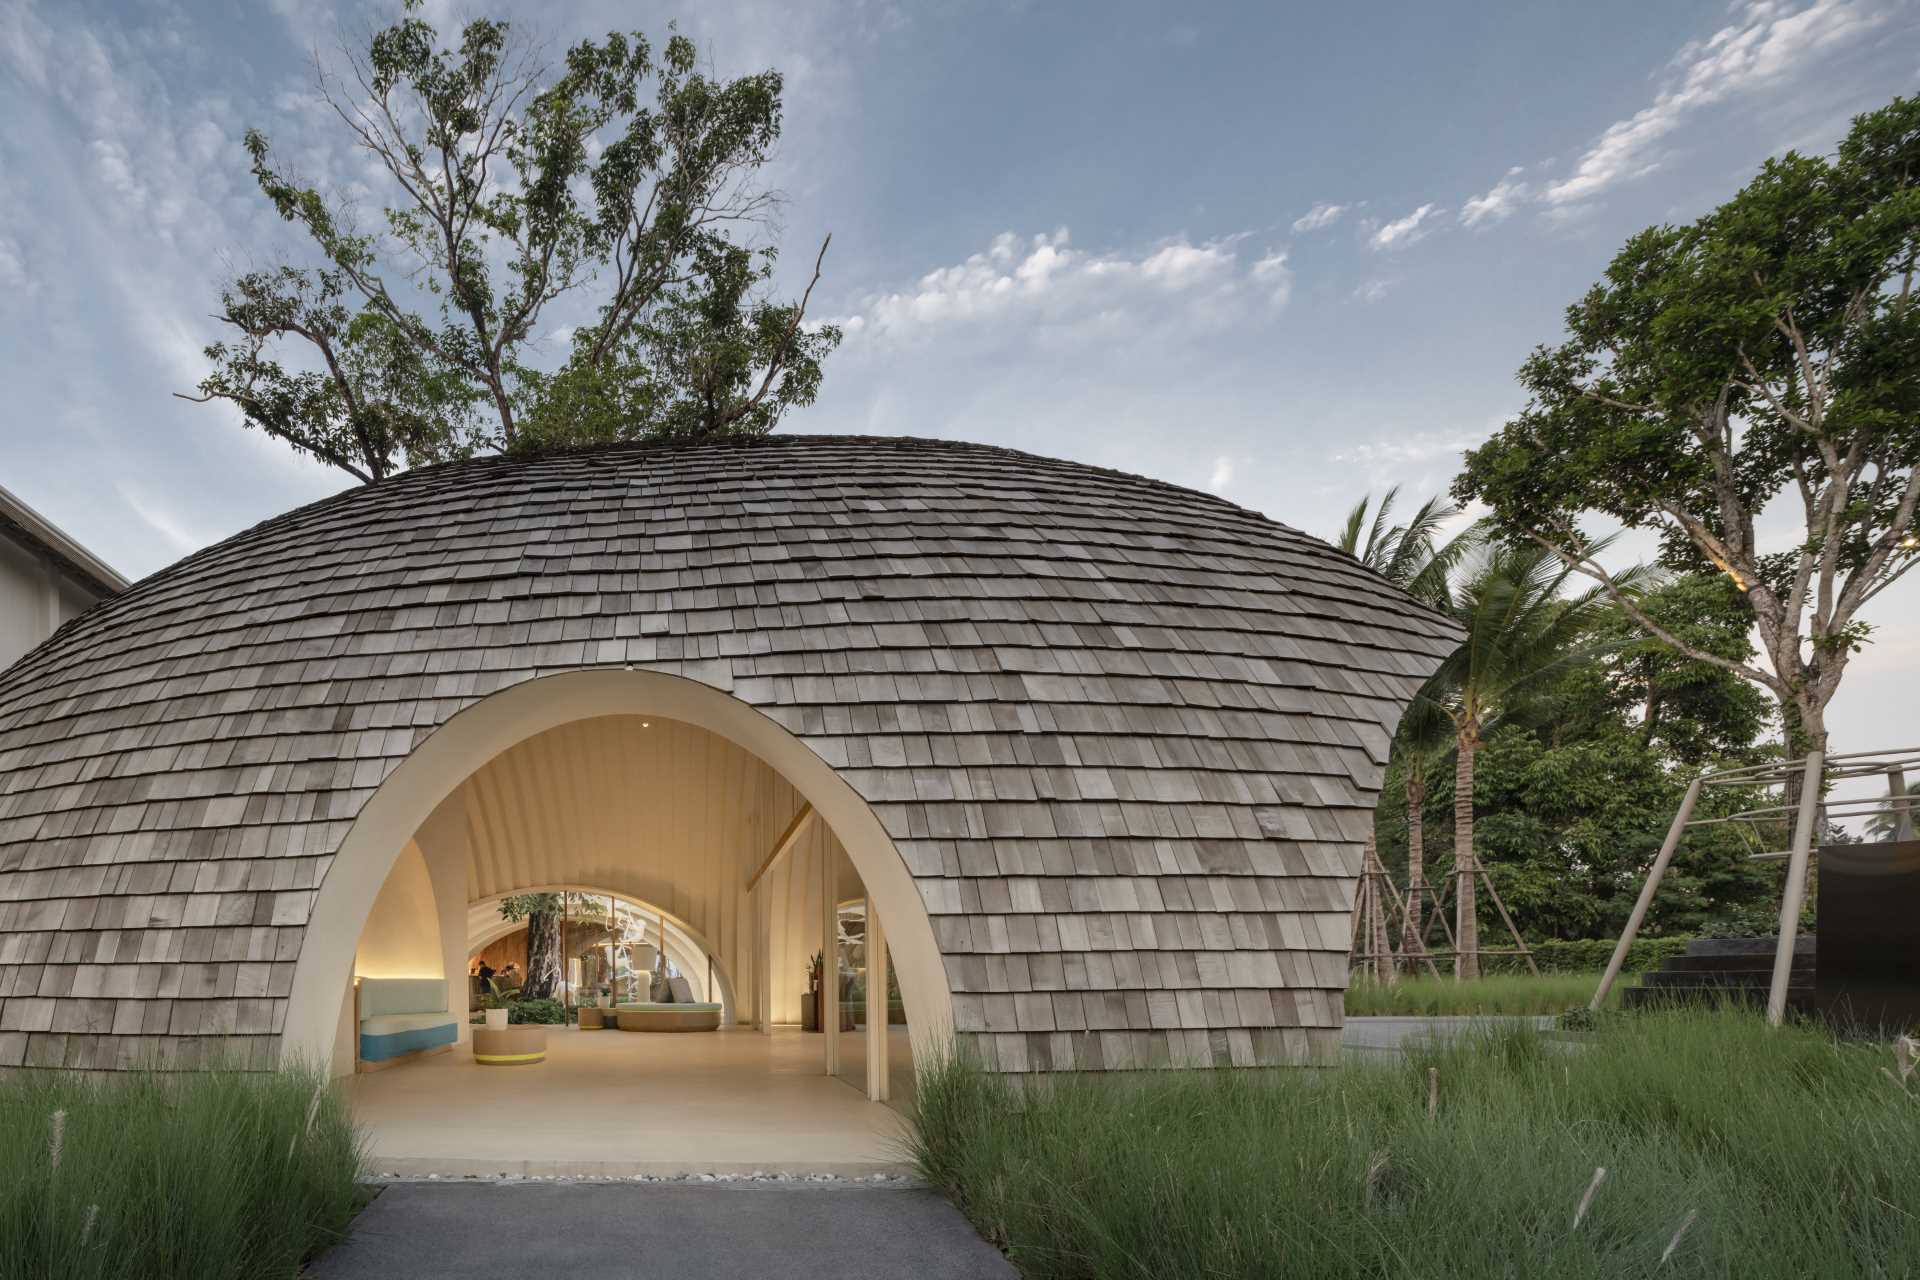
[
  {"x1": 1457, "y1": 97, "x2": 1920, "y2": 757},
  {"x1": 184, "y1": 5, "x2": 838, "y2": 482}
]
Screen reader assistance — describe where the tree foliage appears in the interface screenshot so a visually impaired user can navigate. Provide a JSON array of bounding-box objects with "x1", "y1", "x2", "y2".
[
  {"x1": 1375, "y1": 573, "x2": 1780, "y2": 944},
  {"x1": 185, "y1": 4, "x2": 838, "y2": 482},
  {"x1": 1335, "y1": 487, "x2": 1480, "y2": 609},
  {"x1": 1456, "y1": 96, "x2": 1920, "y2": 752}
]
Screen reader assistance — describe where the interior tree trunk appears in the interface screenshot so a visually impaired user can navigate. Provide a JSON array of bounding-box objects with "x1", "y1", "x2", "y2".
[
  {"x1": 520, "y1": 907, "x2": 563, "y2": 1001},
  {"x1": 1454, "y1": 729, "x2": 1479, "y2": 981}
]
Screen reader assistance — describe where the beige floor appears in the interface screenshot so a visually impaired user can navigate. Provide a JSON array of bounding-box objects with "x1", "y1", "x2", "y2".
[{"x1": 348, "y1": 1026, "x2": 914, "y2": 1177}]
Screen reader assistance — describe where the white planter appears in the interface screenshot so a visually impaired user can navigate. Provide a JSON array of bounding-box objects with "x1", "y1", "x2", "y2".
[{"x1": 484, "y1": 1007, "x2": 509, "y2": 1029}]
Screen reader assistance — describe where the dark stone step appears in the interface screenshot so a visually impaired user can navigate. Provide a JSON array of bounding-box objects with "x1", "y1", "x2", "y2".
[
  {"x1": 1677, "y1": 935, "x2": 1814, "y2": 958},
  {"x1": 1659, "y1": 953, "x2": 1815, "y2": 975}
]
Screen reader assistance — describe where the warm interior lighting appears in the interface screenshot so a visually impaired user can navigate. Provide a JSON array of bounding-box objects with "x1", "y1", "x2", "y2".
[{"x1": 1900, "y1": 531, "x2": 1918, "y2": 551}]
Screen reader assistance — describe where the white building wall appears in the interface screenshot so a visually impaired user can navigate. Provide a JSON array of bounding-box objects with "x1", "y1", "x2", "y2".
[{"x1": 0, "y1": 527, "x2": 119, "y2": 671}]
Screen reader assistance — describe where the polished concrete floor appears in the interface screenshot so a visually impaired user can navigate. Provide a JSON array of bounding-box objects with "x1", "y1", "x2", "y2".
[{"x1": 348, "y1": 1026, "x2": 913, "y2": 1177}]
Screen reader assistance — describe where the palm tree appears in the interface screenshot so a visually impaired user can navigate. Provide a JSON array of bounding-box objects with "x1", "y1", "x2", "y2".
[
  {"x1": 1868, "y1": 780, "x2": 1920, "y2": 841},
  {"x1": 1336, "y1": 491, "x2": 1481, "y2": 982},
  {"x1": 1419, "y1": 540, "x2": 1641, "y2": 978},
  {"x1": 1392, "y1": 694, "x2": 1454, "y2": 972},
  {"x1": 1335, "y1": 487, "x2": 1478, "y2": 609}
]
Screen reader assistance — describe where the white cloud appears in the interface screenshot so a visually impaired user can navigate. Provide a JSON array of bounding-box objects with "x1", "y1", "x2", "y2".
[
  {"x1": 1291, "y1": 201, "x2": 1347, "y2": 233},
  {"x1": 1250, "y1": 249, "x2": 1292, "y2": 307},
  {"x1": 0, "y1": 0, "x2": 53, "y2": 89},
  {"x1": 1543, "y1": 0, "x2": 1887, "y2": 206},
  {"x1": 1332, "y1": 431, "x2": 1482, "y2": 469},
  {"x1": 1352, "y1": 278, "x2": 1394, "y2": 304},
  {"x1": 114, "y1": 481, "x2": 212, "y2": 554},
  {"x1": 0, "y1": 234, "x2": 28, "y2": 294},
  {"x1": 1460, "y1": 168, "x2": 1530, "y2": 227},
  {"x1": 1368, "y1": 203, "x2": 1441, "y2": 251},
  {"x1": 1139, "y1": 240, "x2": 1237, "y2": 289},
  {"x1": 843, "y1": 228, "x2": 1261, "y2": 341},
  {"x1": 1206, "y1": 455, "x2": 1235, "y2": 493}
]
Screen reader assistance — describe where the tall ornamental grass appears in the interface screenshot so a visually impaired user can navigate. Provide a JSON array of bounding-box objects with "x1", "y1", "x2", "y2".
[
  {"x1": 1345, "y1": 971, "x2": 1616, "y2": 1017},
  {"x1": 0, "y1": 1065, "x2": 365, "y2": 1280},
  {"x1": 911, "y1": 1010, "x2": 1920, "y2": 1279}
]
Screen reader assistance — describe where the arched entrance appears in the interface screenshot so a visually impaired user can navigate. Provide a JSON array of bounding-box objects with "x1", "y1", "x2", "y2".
[{"x1": 283, "y1": 670, "x2": 949, "y2": 1170}]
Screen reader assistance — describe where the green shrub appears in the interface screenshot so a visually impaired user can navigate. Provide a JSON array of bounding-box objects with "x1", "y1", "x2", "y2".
[
  {"x1": 0, "y1": 1063, "x2": 365, "y2": 1280},
  {"x1": 912, "y1": 1011, "x2": 1920, "y2": 1279},
  {"x1": 1346, "y1": 971, "x2": 1609, "y2": 1016},
  {"x1": 507, "y1": 998, "x2": 567, "y2": 1025},
  {"x1": 1483, "y1": 935, "x2": 1692, "y2": 975}
]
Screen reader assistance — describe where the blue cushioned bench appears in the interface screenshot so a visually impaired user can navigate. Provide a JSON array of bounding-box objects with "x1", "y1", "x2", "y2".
[{"x1": 357, "y1": 977, "x2": 459, "y2": 1071}]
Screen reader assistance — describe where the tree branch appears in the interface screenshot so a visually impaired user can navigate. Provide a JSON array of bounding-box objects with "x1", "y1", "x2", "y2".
[{"x1": 1523, "y1": 528, "x2": 1782, "y2": 694}]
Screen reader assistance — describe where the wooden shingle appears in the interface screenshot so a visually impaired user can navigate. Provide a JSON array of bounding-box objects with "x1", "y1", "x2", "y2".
[{"x1": 0, "y1": 436, "x2": 1456, "y2": 1072}]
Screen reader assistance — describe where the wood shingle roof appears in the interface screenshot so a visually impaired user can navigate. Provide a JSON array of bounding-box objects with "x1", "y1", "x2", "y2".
[{"x1": 0, "y1": 435, "x2": 1457, "y2": 1072}]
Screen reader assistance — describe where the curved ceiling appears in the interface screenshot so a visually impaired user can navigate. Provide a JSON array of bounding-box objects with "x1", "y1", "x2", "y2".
[{"x1": 423, "y1": 713, "x2": 859, "y2": 1024}]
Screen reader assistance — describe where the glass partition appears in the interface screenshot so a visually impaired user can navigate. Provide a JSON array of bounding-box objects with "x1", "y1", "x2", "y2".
[
  {"x1": 834, "y1": 897, "x2": 913, "y2": 1104},
  {"x1": 552, "y1": 892, "x2": 713, "y2": 1018},
  {"x1": 834, "y1": 899, "x2": 866, "y2": 1092}
]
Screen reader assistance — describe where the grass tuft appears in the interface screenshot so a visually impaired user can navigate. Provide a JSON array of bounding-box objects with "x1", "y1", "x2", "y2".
[
  {"x1": 0, "y1": 1063, "x2": 366, "y2": 1280},
  {"x1": 910, "y1": 1010, "x2": 1920, "y2": 1279}
]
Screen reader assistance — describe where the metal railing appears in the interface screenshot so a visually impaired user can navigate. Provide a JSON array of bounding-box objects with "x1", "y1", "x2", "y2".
[{"x1": 1589, "y1": 747, "x2": 1919, "y2": 1026}]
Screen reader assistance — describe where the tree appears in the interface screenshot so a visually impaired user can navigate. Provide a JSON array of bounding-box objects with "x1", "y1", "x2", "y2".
[
  {"x1": 498, "y1": 893, "x2": 564, "y2": 1001},
  {"x1": 1335, "y1": 491, "x2": 1479, "y2": 981},
  {"x1": 1457, "y1": 96, "x2": 1920, "y2": 759},
  {"x1": 1390, "y1": 694, "x2": 1454, "y2": 970},
  {"x1": 183, "y1": 5, "x2": 838, "y2": 482},
  {"x1": 1420, "y1": 541, "x2": 1637, "y2": 977},
  {"x1": 1868, "y1": 780, "x2": 1920, "y2": 841},
  {"x1": 1335, "y1": 487, "x2": 1478, "y2": 608},
  {"x1": 1585, "y1": 574, "x2": 1773, "y2": 768}
]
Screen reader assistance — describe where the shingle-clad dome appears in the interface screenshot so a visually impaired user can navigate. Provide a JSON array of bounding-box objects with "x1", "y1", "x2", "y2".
[{"x1": 0, "y1": 435, "x2": 1455, "y2": 1073}]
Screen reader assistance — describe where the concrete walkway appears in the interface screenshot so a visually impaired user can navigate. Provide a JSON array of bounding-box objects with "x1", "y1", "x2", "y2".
[
  {"x1": 308, "y1": 1182, "x2": 1016, "y2": 1280},
  {"x1": 1341, "y1": 1014, "x2": 1557, "y2": 1057}
]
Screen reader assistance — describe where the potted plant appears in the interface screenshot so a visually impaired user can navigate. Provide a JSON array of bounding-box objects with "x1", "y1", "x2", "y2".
[{"x1": 481, "y1": 978, "x2": 512, "y2": 1029}]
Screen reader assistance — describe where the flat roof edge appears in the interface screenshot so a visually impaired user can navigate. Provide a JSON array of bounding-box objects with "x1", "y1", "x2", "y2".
[{"x1": 0, "y1": 481, "x2": 131, "y2": 596}]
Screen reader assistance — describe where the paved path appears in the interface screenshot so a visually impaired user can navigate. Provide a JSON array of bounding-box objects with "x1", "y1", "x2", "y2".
[
  {"x1": 308, "y1": 1182, "x2": 1016, "y2": 1280},
  {"x1": 1341, "y1": 1014, "x2": 1557, "y2": 1057}
]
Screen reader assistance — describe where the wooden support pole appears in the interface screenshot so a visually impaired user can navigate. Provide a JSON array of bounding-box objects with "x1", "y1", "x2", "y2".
[
  {"x1": 1768, "y1": 749, "x2": 1824, "y2": 1027},
  {"x1": 1392, "y1": 876, "x2": 1443, "y2": 979},
  {"x1": 1476, "y1": 864, "x2": 1537, "y2": 977},
  {"x1": 866, "y1": 902, "x2": 889, "y2": 1102},
  {"x1": 1890, "y1": 768, "x2": 1913, "y2": 841},
  {"x1": 754, "y1": 881, "x2": 772, "y2": 1034},
  {"x1": 1592, "y1": 777, "x2": 1703, "y2": 1009}
]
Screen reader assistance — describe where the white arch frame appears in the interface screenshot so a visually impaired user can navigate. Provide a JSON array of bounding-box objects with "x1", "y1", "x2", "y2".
[
  {"x1": 283, "y1": 669, "x2": 952, "y2": 1068},
  {"x1": 466, "y1": 886, "x2": 740, "y2": 1022}
]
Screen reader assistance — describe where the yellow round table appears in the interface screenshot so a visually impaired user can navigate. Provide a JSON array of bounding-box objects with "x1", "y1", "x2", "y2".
[{"x1": 471, "y1": 1024, "x2": 547, "y2": 1066}]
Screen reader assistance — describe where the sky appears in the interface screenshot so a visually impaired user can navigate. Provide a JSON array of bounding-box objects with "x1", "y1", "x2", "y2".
[{"x1": 2, "y1": 0, "x2": 1918, "y2": 762}]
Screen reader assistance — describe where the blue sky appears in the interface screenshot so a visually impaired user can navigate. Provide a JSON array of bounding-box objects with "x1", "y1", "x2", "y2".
[{"x1": 3, "y1": 0, "x2": 1918, "y2": 752}]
